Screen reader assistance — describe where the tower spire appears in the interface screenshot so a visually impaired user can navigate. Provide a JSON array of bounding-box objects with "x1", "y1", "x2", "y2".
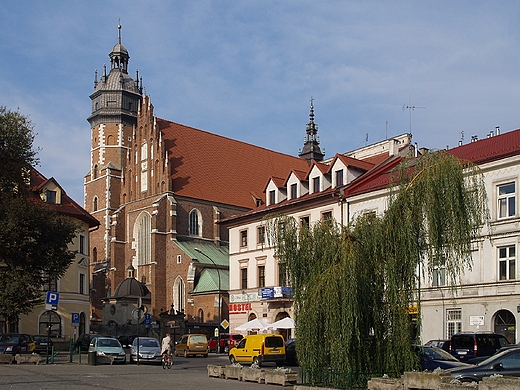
[
  {"x1": 118, "y1": 20, "x2": 122, "y2": 44},
  {"x1": 298, "y1": 97, "x2": 325, "y2": 163}
]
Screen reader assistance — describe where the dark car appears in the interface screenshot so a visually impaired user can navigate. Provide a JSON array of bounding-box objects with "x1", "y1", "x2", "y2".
[
  {"x1": 33, "y1": 335, "x2": 53, "y2": 354},
  {"x1": 414, "y1": 345, "x2": 470, "y2": 371},
  {"x1": 285, "y1": 339, "x2": 298, "y2": 366},
  {"x1": 424, "y1": 339, "x2": 450, "y2": 352},
  {"x1": 449, "y1": 332, "x2": 510, "y2": 363},
  {"x1": 118, "y1": 335, "x2": 137, "y2": 348},
  {"x1": 75, "y1": 333, "x2": 107, "y2": 352},
  {"x1": 448, "y1": 346, "x2": 520, "y2": 382},
  {"x1": 0, "y1": 334, "x2": 35, "y2": 357},
  {"x1": 208, "y1": 334, "x2": 243, "y2": 353}
]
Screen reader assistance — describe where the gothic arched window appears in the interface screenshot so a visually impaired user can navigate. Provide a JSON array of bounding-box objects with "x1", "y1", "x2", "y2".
[
  {"x1": 189, "y1": 209, "x2": 202, "y2": 237},
  {"x1": 133, "y1": 212, "x2": 152, "y2": 268},
  {"x1": 173, "y1": 277, "x2": 185, "y2": 313}
]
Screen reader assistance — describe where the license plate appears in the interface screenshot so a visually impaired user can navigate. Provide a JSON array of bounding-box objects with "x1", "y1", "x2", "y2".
[{"x1": 458, "y1": 351, "x2": 467, "y2": 355}]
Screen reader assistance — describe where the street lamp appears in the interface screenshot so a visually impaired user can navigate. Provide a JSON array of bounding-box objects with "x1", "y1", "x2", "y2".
[{"x1": 194, "y1": 248, "x2": 221, "y2": 353}]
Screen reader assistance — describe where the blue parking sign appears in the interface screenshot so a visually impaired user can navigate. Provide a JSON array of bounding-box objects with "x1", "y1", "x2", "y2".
[
  {"x1": 46, "y1": 291, "x2": 59, "y2": 305},
  {"x1": 71, "y1": 312, "x2": 80, "y2": 324}
]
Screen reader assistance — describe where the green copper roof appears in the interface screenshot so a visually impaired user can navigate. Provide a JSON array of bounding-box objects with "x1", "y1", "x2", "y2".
[
  {"x1": 175, "y1": 240, "x2": 229, "y2": 267},
  {"x1": 191, "y1": 268, "x2": 229, "y2": 293}
]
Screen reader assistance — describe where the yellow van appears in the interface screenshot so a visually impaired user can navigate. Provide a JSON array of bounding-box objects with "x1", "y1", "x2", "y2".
[
  {"x1": 228, "y1": 334, "x2": 285, "y2": 366},
  {"x1": 174, "y1": 334, "x2": 208, "y2": 358}
]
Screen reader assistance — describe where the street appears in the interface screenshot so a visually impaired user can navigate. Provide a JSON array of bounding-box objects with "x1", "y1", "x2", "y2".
[{"x1": 0, "y1": 353, "x2": 300, "y2": 389}]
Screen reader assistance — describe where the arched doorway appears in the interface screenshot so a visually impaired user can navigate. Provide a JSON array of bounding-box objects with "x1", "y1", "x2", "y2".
[{"x1": 494, "y1": 309, "x2": 516, "y2": 343}]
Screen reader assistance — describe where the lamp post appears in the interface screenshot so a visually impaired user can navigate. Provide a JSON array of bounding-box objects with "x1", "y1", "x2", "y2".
[{"x1": 194, "y1": 248, "x2": 221, "y2": 353}]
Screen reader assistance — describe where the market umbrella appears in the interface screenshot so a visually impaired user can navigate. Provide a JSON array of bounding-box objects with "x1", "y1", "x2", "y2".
[
  {"x1": 235, "y1": 318, "x2": 270, "y2": 331},
  {"x1": 269, "y1": 317, "x2": 295, "y2": 329}
]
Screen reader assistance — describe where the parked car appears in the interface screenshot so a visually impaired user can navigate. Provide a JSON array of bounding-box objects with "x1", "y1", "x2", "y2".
[
  {"x1": 118, "y1": 335, "x2": 137, "y2": 348},
  {"x1": 0, "y1": 334, "x2": 35, "y2": 358},
  {"x1": 88, "y1": 336, "x2": 126, "y2": 364},
  {"x1": 414, "y1": 345, "x2": 470, "y2": 371},
  {"x1": 229, "y1": 334, "x2": 285, "y2": 367},
  {"x1": 449, "y1": 332, "x2": 510, "y2": 363},
  {"x1": 33, "y1": 335, "x2": 53, "y2": 355},
  {"x1": 424, "y1": 339, "x2": 450, "y2": 352},
  {"x1": 129, "y1": 337, "x2": 162, "y2": 364},
  {"x1": 208, "y1": 333, "x2": 243, "y2": 353},
  {"x1": 448, "y1": 346, "x2": 520, "y2": 382},
  {"x1": 75, "y1": 333, "x2": 100, "y2": 352},
  {"x1": 284, "y1": 338, "x2": 298, "y2": 366},
  {"x1": 174, "y1": 334, "x2": 208, "y2": 358}
]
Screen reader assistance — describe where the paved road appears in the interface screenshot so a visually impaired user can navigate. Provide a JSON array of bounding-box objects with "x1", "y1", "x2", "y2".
[{"x1": 0, "y1": 353, "x2": 300, "y2": 389}]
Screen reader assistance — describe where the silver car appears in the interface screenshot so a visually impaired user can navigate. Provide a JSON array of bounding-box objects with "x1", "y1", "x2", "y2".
[
  {"x1": 130, "y1": 337, "x2": 162, "y2": 364},
  {"x1": 89, "y1": 337, "x2": 126, "y2": 364}
]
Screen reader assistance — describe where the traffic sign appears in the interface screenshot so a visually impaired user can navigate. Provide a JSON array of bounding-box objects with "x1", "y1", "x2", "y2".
[
  {"x1": 220, "y1": 319, "x2": 229, "y2": 329},
  {"x1": 71, "y1": 312, "x2": 80, "y2": 324},
  {"x1": 144, "y1": 313, "x2": 151, "y2": 327},
  {"x1": 45, "y1": 291, "x2": 59, "y2": 310}
]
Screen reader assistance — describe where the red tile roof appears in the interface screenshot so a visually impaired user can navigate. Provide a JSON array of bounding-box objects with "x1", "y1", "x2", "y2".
[
  {"x1": 30, "y1": 169, "x2": 99, "y2": 228},
  {"x1": 448, "y1": 129, "x2": 520, "y2": 164},
  {"x1": 157, "y1": 118, "x2": 310, "y2": 209}
]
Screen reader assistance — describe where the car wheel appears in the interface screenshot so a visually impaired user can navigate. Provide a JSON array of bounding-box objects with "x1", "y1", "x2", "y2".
[
  {"x1": 229, "y1": 355, "x2": 236, "y2": 364},
  {"x1": 203, "y1": 353, "x2": 208, "y2": 358},
  {"x1": 276, "y1": 361, "x2": 283, "y2": 367},
  {"x1": 184, "y1": 350, "x2": 188, "y2": 358},
  {"x1": 224, "y1": 345, "x2": 229, "y2": 354},
  {"x1": 253, "y1": 356, "x2": 261, "y2": 366}
]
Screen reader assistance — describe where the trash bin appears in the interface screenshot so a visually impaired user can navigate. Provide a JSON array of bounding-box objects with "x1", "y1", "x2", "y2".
[{"x1": 88, "y1": 351, "x2": 97, "y2": 365}]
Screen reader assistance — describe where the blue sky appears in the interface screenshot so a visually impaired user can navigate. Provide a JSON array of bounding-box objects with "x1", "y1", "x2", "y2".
[{"x1": 2, "y1": 1, "x2": 520, "y2": 204}]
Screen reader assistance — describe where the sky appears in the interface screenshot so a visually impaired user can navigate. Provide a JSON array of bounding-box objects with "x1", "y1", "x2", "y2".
[{"x1": 2, "y1": 1, "x2": 520, "y2": 205}]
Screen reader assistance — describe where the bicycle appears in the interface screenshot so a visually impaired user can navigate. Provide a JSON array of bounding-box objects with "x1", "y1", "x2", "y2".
[{"x1": 162, "y1": 352, "x2": 173, "y2": 369}]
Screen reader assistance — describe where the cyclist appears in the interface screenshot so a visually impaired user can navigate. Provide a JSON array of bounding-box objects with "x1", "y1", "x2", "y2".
[{"x1": 161, "y1": 333, "x2": 173, "y2": 366}]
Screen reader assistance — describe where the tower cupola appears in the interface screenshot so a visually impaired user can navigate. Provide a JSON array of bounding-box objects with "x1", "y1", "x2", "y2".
[{"x1": 298, "y1": 98, "x2": 325, "y2": 163}]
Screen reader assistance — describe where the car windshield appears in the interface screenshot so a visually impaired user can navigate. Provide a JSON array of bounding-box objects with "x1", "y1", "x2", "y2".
[
  {"x1": 425, "y1": 347, "x2": 458, "y2": 361},
  {"x1": 137, "y1": 339, "x2": 159, "y2": 347},
  {"x1": 98, "y1": 338, "x2": 120, "y2": 347},
  {"x1": 190, "y1": 336, "x2": 207, "y2": 344},
  {"x1": 476, "y1": 348, "x2": 517, "y2": 366},
  {"x1": 0, "y1": 335, "x2": 19, "y2": 343}
]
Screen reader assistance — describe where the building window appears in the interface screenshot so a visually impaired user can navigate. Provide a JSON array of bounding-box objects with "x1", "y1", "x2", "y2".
[
  {"x1": 257, "y1": 226, "x2": 265, "y2": 246},
  {"x1": 313, "y1": 177, "x2": 320, "y2": 193},
  {"x1": 499, "y1": 245, "x2": 516, "y2": 281},
  {"x1": 300, "y1": 216, "x2": 310, "y2": 228},
  {"x1": 177, "y1": 255, "x2": 182, "y2": 264},
  {"x1": 498, "y1": 182, "x2": 516, "y2": 219},
  {"x1": 258, "y1": 266, "x2": 265, "y2": 288},
  {"x1": 198, "y1": 308, "x2": 204, "y2": 323},
  {"x1": 79, "y1": 235, "x2": 86, "y2": 255},
  {"x1": 46, "y1": 190, "x2": 57, "y2": 204},
  {"x1": 290, "y1": 184, "x2": 297, "y2": 199},
  {"x1": 134, "y1": 212, "x2": 152, "y2": 267},
  {"x1": 432, "y1": 258, "x2": 446, "y2": 287},
  {"x1": 322, "y1": 211, "x2": 332, "y2": 221},
  {"x1": 43, "y1": 272, "x2": 58, "y2": 292},
  {"x1": 240, "y1": 230, "x2": 248, "y2": 247},
  {"x1": 173, "y1": 277, "x2": 185, "y2": 313},
  {"x1": 93, "y1": 196, "x2": 98, "y2": 212},
  {"x1": 269, "y1": 190, "x2": 275, "y2": 205},
  {"x1": 79, "y1": 273, "x2": 85, "y2": 295},
  {"x1": 189, "y1": 209, "x2": 201, "y2": 236},
  {"x1": 39, "y1": 311, "x2": 61, "y2": 337},
  {"x1": 336, "y1": 170, "x2": 344, "y2": 186},
  {"x1": 241, "y1": 268, "x2": 248, "y2": 290},
  {"x1": 447, "y1": 309, "x2": 462, "y2": 339}
]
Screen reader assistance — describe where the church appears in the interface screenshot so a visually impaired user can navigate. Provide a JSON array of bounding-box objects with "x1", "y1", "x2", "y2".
[{"x1": 84, "y1": 26, "x2": 315, "y2": 337}]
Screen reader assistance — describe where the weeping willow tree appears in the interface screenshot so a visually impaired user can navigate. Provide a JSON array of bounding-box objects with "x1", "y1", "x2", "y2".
[{"x1": 266, "y1": 150, "x2": 489, "y2": 380}]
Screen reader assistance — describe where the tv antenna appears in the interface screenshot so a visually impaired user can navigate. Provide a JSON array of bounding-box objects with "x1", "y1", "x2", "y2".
[{"x1": 402, "y1": 95, "x2": 425, "y2": 135}]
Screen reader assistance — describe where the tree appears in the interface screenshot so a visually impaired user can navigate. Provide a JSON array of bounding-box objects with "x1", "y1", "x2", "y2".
[
  {"x1": 0, "y1": 107, "x2": 77, "y2": 330},
  {"x1": 267, "y1": 150, "x2": 488, "y2": 384}
]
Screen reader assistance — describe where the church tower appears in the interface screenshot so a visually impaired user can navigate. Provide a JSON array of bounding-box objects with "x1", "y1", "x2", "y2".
[
  {"x1": 84, "y1": 24, "x2": 143, "y2": 323},
  {"x1": 298, "y1": 98, "x2": 325, "y2": 163}
]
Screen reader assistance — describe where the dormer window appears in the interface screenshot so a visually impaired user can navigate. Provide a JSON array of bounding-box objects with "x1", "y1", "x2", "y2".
[
  {"x1": 313, "y1": 177, "x2": 320, "y2": 193},
  {"x1": 290, "y1": 184, "x2": 297, "y2": 199},
  {"x1": 335, "y1": 170, "x2": 344, "y2": 187},
  {"x1": 46, "y1": 190, "x2": 57, "y2": 204},
  {"x1": 269, "y1": 190, "x2": 275, "y2": 205}
]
